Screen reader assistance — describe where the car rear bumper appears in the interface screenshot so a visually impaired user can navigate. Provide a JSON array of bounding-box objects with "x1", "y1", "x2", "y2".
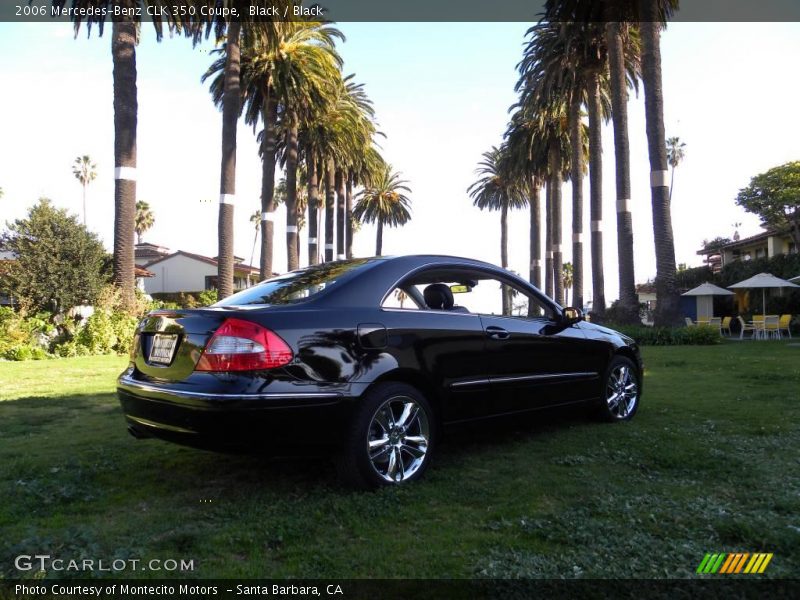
[{"x1": 117, "y1": 374, "x2": 354, "y2": 454}]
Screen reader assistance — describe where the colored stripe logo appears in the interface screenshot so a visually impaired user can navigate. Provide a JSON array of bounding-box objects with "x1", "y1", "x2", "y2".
[{"x1": 697, "y1": 553, "x2": 773, "y2": 574}]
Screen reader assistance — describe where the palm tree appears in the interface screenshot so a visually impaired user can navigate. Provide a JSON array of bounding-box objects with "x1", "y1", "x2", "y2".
[
  {"x1": 249, "y1": 209, "x2": 260, "y2": 284},
  {"x1": 72, "y1": 155, "x2": 97, "y2": 227},
  {"x1": 353, "y1": 165, "x2": 412, "y2": 257},
  {"x1": 467, "y1": 146, "x2": 527, "y2": 314},
  {"x1": 640, "y1": 0, "x2": 682, "y2": 326},
  {"x1": 215, "y1": 19, "x2": 241, "y2": 299},
  {"x1": 605, "y1": 20, "x2": 642, "y2": 324},
  {"x1": 666, "y1": 136, "x2": 686, "y2": 203},
  {"x1": 134, "y1": 200, "x2": 155, "y2": 244},
  {"x1": 204, "y1": 20, "x2": 341, "y2": 276},
  {"x1": 562, "y1": 262, "x2": 574, "y2": 306},
  {"x1": 505, "y1": 111, "x2": 548, "y2": 295}
]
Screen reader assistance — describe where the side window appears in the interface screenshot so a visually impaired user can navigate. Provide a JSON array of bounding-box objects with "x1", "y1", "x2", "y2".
[
  {"x1": 455, "y1": 278, "x2": 553, "y2": 320},
  {"x1": 409, "y1": 275, "x2": 553, "y2": 320},
  {"x1": 382, "y1": 287, "x2": 420, "y2": 310}
]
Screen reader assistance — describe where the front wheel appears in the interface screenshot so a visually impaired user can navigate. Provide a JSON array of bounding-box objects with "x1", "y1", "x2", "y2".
[
  {"x1": 598, "y1": 356, "x2": 641, "y2": 422},
  {"x1": 338, "y1": 382, "x2": 435, "y2": 489}
]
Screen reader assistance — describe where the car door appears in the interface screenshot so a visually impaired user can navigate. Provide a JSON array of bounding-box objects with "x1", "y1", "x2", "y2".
[
  {"x1": 468, "y1": 275, "x2": 600, "y2": 415},
  {"x1": 380, "y1": 290, "x2": 494, "y2": 423}
]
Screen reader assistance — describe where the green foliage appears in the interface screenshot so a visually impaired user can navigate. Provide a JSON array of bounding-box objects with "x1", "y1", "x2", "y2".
[
  {"x1": 0, "y1": 307, "x2": 55, "y2": 361},
  {"x1": 675, "y1": 265, "x2": 715, "y2": 290},
  {"x1": 150, "y1": 291, "x2": 207, "y2": 308},
  {"x1": 610, "y1": 324, "x2": 722, "y2": 346},
  {"x1": 0, "y1": 199, "x2": 110, "y2": 313},
  {"x1": 735, "y1": 161, "x2": 800, "y2": 247},
  {"x1": 75, "y1": 309, "x2": 137, "y2": 356},
  {"x1": 197, "y1": 288, "x2": 219, "y2": 306},
  {"x1": 53, "y1": 339, "x2": 92, "y2": 358}
]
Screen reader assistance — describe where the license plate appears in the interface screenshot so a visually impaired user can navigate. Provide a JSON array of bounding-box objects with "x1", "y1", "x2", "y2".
[{"x1": 149, "y1": 334, "x2": 178, "y2": 365}]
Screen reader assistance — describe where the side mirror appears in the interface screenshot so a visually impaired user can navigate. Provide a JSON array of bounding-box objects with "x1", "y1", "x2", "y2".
[{"x1": 562, "y1": 306, "x2": 584, "y2": 325}]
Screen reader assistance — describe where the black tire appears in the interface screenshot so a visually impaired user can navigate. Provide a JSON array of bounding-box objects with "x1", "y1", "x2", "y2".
[
  {"x1": 597, "y1": 355, "x2": 641, "y2": 422},
  {"x1": 337, "y1": 382, "x2": 436, "y2": 489}
]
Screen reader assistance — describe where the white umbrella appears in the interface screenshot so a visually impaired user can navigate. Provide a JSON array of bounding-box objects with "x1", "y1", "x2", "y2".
[
  {"x1": 790, "y1": 274, "x2": 800, "y2": 284},
  {"x1": 681, "y1": 282, "x2": 734, "y2": 320},
  {"x1": 728, "y1": 272, "x2": 800, "y2": 315}
]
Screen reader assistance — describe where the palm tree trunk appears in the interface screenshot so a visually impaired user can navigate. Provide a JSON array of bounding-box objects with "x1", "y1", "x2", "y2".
[
  {"x1": 249, "y1": 224, "x2": 258, "y2": 285},
  {"x1": 345, "y1": 172, "x2": 354, "y2": 259},
  {"x1": 545, "y1": 180, "x2": 553, "y2": 299},
  {"x1": 111, "y1": 21, "x2": 138, "y2": 310},
  {"x1": 587, "y1": 70, "x2": 606, "y2": 317},
  {"x1": 335, "y1": 169, "x2": 346, "y2": 260},
  {"x1": 640, "y1": 8, "x2": 681, "y2": 326},
  {"x1": 285, "y1": 118, "x2": 299, "y2": 272},
  {"x1": 217, "y1": 20, "x2": 240, "y2": 299},
  {"x1": 376, "y1": 219, "x2": 384, "y2": 256},
  {"x1": 669, "y1": 164, "x2": 675, "y2": 203},
  {"x1": 260, "y1": 95, "x2": 278, "y2": 279},
  {"x1": 606, "y1": 21, "x2": 638, "y2": 323},
  {"x1": 501, "y1": 203, "x2": 510, "y2": 315},
  {"x1": 324, "y1": 158, "x2": 335, "y2": 262},
  {"x1": 529, "y1": 176, "x2": 542, "y2": 291},
  {"x1": 549, "y1": 144, "x2": 564, "y2": 306},
  {"x1": 307, "y1": 157, "x2": 320, "y2": 265},
  {"x1": 569, "y1": 92, "x2": 584, "y2": 310}
]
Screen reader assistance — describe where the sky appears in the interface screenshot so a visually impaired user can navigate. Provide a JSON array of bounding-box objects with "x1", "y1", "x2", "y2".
[{"x1": 1, "y1": 21, "x2": 799, "y2": 305}]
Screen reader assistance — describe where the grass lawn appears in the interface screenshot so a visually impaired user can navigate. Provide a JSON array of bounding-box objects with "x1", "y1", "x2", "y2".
[{"x1": 1, "y1": 343, "x2": 799, "y2": 579}]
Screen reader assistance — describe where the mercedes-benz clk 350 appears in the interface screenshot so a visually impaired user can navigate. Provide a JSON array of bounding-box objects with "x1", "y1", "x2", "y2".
[{"x1": 118, "y1": 255, "x2": 642, "y2": 488}]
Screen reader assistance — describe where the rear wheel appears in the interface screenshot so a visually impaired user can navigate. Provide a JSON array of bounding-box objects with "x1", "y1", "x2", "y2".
[
  {"x1": 598, "y1": 356, "x2": 640, "y2": 422},
  {"x1": 338, "y1": 382, "x2": 435, "y2": 489}
]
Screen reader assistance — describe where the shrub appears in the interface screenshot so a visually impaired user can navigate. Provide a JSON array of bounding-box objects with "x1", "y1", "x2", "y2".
[
  {"x1": 610, "y1": 324, "x2": 722, "y2": 346},
  {"x1": 53, "y1": 339, "x2": 91, "y2": 358},
  {"x1": 75, "y1": 309, "x2": 136, "y2": 356},
  {"x1": 197, "y1": 288, "x2": 218, "y2": 306},
  {"x1": 0, "y1": 307, "x2": 55, "y2": 360}
]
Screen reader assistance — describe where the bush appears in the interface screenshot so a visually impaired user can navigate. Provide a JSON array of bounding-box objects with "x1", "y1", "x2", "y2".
[
  {"x1": 53, "y1": 339, "x2": 91, "y2": 358},
  {"x1": 75, "y1": 309, "x2": 137, "y2": 356},
  {"x1": 610, "y1": 324, "x2": 722, "y2": 346},
  {"x1": 0, "y1": 307, "x2": 55, "y2": 360},
  {"x1": 197, "y1": 288, "x2": 218, "y2": 306}
]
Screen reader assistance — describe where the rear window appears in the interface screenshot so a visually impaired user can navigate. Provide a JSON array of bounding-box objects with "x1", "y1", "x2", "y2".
[{"x1": 213, "y1": 259, "x2": 374, "y2": 307}]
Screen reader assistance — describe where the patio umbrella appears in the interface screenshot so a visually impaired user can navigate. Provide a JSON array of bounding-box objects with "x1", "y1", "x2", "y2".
[
  {"x1": 681, "y1": 282, "x2": 734, "y2": 320},
  {"x1": 728, "y1": 272, "x2": 800, "y2": 316},
  {"x1": 790, "y1": 274, "x2": 800, "y2": 284}
]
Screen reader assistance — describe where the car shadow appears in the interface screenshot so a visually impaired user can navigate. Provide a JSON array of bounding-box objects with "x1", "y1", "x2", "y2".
[{"x1": 1, "y1": 393, "x2": 597, "y2": 496}]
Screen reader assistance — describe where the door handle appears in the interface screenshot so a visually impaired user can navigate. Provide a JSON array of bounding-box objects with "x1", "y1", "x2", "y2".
[{"x1": 485, "y1": 326, "x2": 510, "y2": 340}]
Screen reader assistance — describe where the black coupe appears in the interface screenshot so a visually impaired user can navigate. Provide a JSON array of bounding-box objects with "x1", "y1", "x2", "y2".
[{"x1": 118, "y1": 255, "x2": 642, "y2": 488}]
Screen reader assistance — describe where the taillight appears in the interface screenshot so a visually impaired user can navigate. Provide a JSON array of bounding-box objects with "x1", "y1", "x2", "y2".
[{"x1": 195, "y1": 318, "x2": 293, "y2": 372}]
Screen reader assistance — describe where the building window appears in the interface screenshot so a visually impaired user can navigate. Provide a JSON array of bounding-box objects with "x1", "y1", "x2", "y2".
[{"x1": 205, "y1": 276, "x2": 218, "y2": 290}]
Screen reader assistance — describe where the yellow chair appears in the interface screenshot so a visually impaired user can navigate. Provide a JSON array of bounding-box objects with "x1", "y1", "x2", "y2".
[
  {"x1": 709, "y1": 317, "x2": 722, "y2": 335},
  {"x1": 765, "y1": 315, "x2": 780, "y2": 339},
  {"x1": 778, "y1": 314, "x2": 792, "y2": 339},
  {"x1": 720, "y1": 316, "x2": 732, "y2": 336}
]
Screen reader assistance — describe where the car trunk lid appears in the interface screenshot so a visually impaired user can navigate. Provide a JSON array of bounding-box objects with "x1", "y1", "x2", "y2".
[{"x1": 133, "y1": 309, "x2": 229, "y2": 382}]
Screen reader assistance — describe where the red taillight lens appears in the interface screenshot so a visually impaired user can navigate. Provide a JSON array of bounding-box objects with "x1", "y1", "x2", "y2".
[{"x1": 195, "y1": 318, "x2": 293, "y2": 372}]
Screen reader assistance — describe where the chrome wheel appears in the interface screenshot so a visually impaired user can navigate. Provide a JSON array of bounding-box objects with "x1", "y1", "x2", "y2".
[
  {"x1": 366, "y1": 395, "x2": 430, "y2": 483},
  {"x1": 606, "y1": 363, "x2": 638, "y2": 419}
]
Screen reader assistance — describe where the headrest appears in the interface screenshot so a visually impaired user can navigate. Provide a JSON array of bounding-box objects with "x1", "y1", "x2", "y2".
[{"x1": 423, "y1": 283, "x2": 454, "y2": 310}]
